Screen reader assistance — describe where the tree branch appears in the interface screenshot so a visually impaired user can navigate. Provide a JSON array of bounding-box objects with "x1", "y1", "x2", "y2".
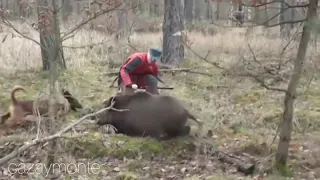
[
  {"x1": 241, "y1": 72, "x2": 288, "y2": 93},
  {"x1": 242, "y1": 44, "x2": 288, "y2": 93},
  {"x1": 62, "y1": 3, "x2": 122, "y2": 41},
  {"x1": 211, "y1": 4, "x2": 305, "y2": 28},
  {"x1": 184, "y1": 43, "x2": 224, "y2": 70},
  {"x1": 242, "y1": 0, "x2": 309, "y2": 8},
  {"x1": 267, "y1": 19, "x2": 306, "y2": 28},
  {"x1": 1, "y1": 18, "x2": 41, "y2": 46},
  {"x1": 63, "y1": 37, "x2": 110, "y2": 49}
]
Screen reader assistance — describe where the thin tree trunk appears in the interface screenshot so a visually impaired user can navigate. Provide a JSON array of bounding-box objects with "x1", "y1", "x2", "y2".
[
  {"x1": 52, "y1": 0, "x2": 66, "y2": 70},
  {"x1": 37, "y1": 0, "x2": 65, "y2": 71},
  {"x1": 289, "y1": 0, "x2": 295, "y2": 29},
  {"x1": 275, "y1": 0, "x2": 317, "y2": 167},
  {"x1": 37, "y1": 0, "x2": 51, "y2": 70},
  {"x1": 279, "y1": 0, "x2": 288, "y2": 38},
  {"x1": 184, "y1": 0, "x2": 193, "y2": 22},
  {"x1": 162, "y1": 0, "x2": 184, "y2": 66},
  {"x1": 117, "y1": 0, "x2": 128, "y2": 38},
  {"x1": 194, "y1": 0, "x2": 201, "y2": 20}
]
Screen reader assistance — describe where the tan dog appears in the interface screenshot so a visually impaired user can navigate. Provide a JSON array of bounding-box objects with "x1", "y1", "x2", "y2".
[{"x1": 1, "y1": 85, "x2": 83, "y2": 131}]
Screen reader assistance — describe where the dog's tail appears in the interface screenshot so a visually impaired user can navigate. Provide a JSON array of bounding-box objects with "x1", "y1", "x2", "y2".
[{"x1": 11, "y1": 85, "x2": 27, "y2": 105}]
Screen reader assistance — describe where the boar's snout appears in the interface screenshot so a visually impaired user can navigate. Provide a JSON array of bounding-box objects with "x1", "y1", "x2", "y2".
[{"x1": 95, "y1": 112, "x2": 109, "y2": 126}]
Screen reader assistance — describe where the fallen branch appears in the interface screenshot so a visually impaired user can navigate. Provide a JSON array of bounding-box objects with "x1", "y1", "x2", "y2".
[
  {"x1": 63, "y1": 37, "x2": 110, "y2": 49},
  {"x1": 216, "y1": 150, "x2": 255, "y2": 175},
  {"x1": 106, "y1": 66, "x2": 213, "y2": 76},
  {"x1": 0, "y1": 106, "x2": 116, "y2": 166},
  {"x1": 203, "y1": 140, "x2": 256, "y2": 175},
  {"x1": 238, "y1": 72, "x2": 288, "y2": 93},
  {"x1": 184, "y1": 44, "x2": 224, "y2": 70},
  {"x1": 244, "y1": 44, "x2": 289, "y2": 94}
]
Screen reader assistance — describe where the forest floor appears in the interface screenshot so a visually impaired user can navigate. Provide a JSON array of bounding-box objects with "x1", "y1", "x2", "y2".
[{"x1": 0, "y1": 23, "x2": 319, "y2": 179}]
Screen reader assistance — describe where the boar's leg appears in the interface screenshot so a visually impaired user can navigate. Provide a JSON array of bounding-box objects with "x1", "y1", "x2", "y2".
[
  {"x1": 160, "y1": 126, "x2": 191, "y2": 141},
  {"x1": 179, "y1": 126, "x2": 191, "y2": 136}
]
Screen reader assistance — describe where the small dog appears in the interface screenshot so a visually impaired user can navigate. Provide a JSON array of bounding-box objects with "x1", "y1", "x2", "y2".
[{"x1": 1, "y1": 85, "x2": 83, "y2": 130}]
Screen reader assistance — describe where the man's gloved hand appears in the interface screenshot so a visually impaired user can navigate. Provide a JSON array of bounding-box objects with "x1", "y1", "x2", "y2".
[
  {"x1": 126, "y1": 83, "x2": 138, "y2": 90},
  {"x1": 131, "y1": 84, "x2": 138, "y2": 89}
]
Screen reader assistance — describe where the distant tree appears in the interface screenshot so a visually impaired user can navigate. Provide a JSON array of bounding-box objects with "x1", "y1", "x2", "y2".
[
  {"x1": 275, "y1": 0, "x2": 317, "y2": 169},
  {"x1": 162, "y1": 0, "x2": 184, "y2": 66},
  {"x1": 37, "y1": 0, "x2": 65, "y2": 71},
  {"x1": 184, "y1": 0, "x2": 193, "y2": 22}
]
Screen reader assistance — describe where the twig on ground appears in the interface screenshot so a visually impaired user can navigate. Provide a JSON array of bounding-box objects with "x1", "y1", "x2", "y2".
[{"x1": 241, "y1": 72, "x2": 288, "y2": 93}]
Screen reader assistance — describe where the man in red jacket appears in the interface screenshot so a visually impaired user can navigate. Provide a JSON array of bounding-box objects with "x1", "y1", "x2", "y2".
[{"x1": 118, "y1": 48, "x2": 162, "y2": 95}]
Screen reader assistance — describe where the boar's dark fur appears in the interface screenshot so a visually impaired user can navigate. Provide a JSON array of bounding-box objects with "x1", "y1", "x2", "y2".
[{"x1": 96, "y1": 91, "x2": 202, "y2": 140}]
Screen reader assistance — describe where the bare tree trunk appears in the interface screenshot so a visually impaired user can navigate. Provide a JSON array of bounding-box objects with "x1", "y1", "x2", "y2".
[
  {"x1": 52, "y1": 0, "x2": 65, "y2": 70},
  {"x1": 194, "y1": 0, "x2": 201, "y2": 20},
  {"x1": 206, "y1": 0, "x2": 213, "y2": 21},
  {"x1": 61, "y1": 0, "x2": 72, "y2": 22},
  {"x1": 275, "y1": 0, "x2": 317, "y2": 168},
  {"x1": 37, "y1": 0, "x2": 51, "y2": 70},
  {"x1": 162, "y1": 0, "x2": 184, "y2": 66},
  {"x1": 253, "y1": 5, "x2": 260, "y2": 25},
  {"x1": 13, "y1": 0, "x2": 19, "y2": 17},
  {"x1": 289, "y1": 0, "x2": 295, "y2": 29},
  {"x1": 263, "y1": 0, "x2": 269, "y2": 26},
  {"x1": 149, "y1": 0, "x2": 154, "y2": 15},
  {"x1": 37, "y1": 0, "x2": 65, "y2": 71},
  {"x1": 279, "y1": 0, "x2": 289, "y2": 38},
  {"x1": 184, "y1": 0, "x2": 193, "y2": 22},
  {"x1": 154, "y1": 1, "x2": 160, "y2": 16},
  {"x1": 41, "y1": 0, "x2": 65, "y2": 170},
  {"x1": 216, "y1": 1, "x2": 220, "y2": 20},
  {"x1": 117, "y1": 1, "x2": 129, "y2": 38}
]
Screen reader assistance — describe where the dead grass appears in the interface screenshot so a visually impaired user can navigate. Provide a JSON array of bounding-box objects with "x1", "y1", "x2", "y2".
[{"x1": 0, "y1": 21, "x2": 320, "y2": 179}]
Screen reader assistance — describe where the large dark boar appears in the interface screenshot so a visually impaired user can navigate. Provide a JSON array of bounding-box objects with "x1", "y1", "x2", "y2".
[{"x1": 96, "y1": 91, "x2": 202, "y2": 140}]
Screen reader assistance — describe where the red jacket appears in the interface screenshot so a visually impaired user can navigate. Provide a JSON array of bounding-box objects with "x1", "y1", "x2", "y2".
[{"x1": 120, "y1": 53, "x2": 159, "y2": 86}]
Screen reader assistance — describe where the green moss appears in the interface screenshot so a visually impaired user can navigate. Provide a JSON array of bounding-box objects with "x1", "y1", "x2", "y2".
[
  {"x1": 229, "y1": 123, "x2": 250, "y2": 135},
  {"x1": 262, "y1": 109, "x2": 283, "y2": 124},
  {"x1": 184, "y1": 176, "x2": 200, "y2": 180},
  {"x1": 64, "y1": 133, "x2": 198, "y2": 159},
  {"x1": 116, "y1": 172, "x2": 138, "y2": 180},
  {"x1": 295, "y1": 110, "x2": 320, "y2": 131},
  {"x1": 274, "y1": 162, "x2": 293, "y2": 177},
  {"x1": 205, "y1": 175, "x2": 230, "y2": 180},
  {"x1": 233, "y1": 90, "x2": 264, "y2": 105},
  {"x1": 127, "y1": 160, "x2": 143, "y2": 171}
]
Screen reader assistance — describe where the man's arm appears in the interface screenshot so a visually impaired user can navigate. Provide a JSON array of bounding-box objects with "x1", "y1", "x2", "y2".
[{"x1": 120, "y1": 57, "x2": 143, "y2": 86}]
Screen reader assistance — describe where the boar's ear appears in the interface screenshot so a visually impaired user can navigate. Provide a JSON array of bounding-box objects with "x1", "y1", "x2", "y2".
[
  {"x1": 103, "y1": 96, "x2": 117, "y2": 108},
  {"x1": 103, "y1": 97, "x2": 112, "y2": 108}
]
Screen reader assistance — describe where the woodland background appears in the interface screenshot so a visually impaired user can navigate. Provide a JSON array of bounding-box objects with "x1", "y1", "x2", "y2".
[{"x1": 0, "y1": 0, "x2": 319, "y2": 179}]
